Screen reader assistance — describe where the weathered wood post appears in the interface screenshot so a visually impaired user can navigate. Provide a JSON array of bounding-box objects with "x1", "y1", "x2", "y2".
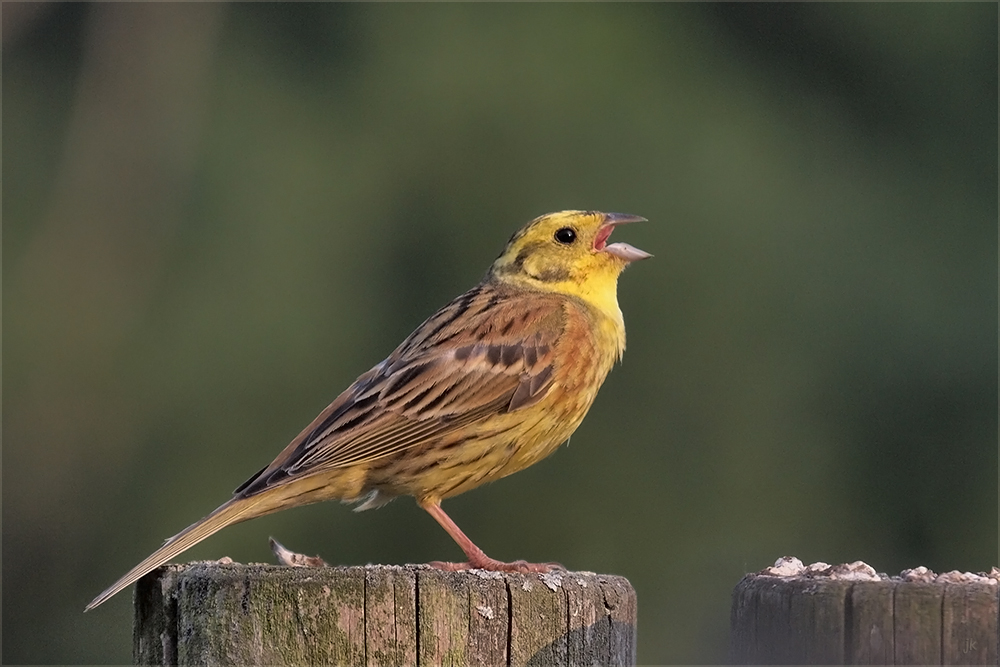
[
  {"x1": 134, "y1": 562, "x2": 636, "y2": 666},
  {"x1": 730, "y1": 558, "x2": 999, "y2": 665}
]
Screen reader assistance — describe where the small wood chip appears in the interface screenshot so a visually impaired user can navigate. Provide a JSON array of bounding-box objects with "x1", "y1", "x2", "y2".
[{"x1": 269, "y1": 537, "x2": 329, "y2": 568}]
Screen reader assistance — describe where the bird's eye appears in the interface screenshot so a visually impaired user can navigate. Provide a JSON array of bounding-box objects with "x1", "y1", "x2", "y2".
[{"x1": 554, "y1": 227, "x2": 577, "y2": 244}]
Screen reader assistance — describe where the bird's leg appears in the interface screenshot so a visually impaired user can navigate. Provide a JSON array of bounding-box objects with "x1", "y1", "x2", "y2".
[{"x1": 420, "y1": 500, "x2": 565, "y2": 574}]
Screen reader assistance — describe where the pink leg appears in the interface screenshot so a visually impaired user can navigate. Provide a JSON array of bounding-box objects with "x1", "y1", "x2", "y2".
[{"x1": 420, "y1": 500, "x2": 564, "y2": 573}]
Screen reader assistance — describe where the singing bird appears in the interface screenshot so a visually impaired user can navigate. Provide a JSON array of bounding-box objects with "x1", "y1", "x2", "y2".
[{"x1": 86, "y1": 210, "x2": 650, "y2": 610}]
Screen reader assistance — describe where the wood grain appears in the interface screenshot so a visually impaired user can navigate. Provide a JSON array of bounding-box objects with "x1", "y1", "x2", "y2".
[
  {"x1": 134, "y1": 563, "x2": 636, "y2": 666},
  {"x1": 731, "y1": 573, "x2": 998, "y2": 665}
]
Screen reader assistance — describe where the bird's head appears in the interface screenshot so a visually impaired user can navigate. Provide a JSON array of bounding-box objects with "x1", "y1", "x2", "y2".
[{"x1": 488, "y1": 210, "x2": 650, "y2": 316}]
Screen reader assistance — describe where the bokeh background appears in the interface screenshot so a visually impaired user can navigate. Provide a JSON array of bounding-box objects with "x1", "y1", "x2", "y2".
[{"x1": 4, "y1": 3, "x2": 996, "y2": 663}]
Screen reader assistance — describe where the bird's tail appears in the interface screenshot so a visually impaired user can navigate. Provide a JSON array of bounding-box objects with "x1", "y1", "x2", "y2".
[{"x1": 86, "y1": 491, "x2": 282, "y2": 611}]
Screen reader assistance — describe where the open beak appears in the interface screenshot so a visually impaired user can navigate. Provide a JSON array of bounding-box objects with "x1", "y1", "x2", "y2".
[{"x1": 594, "y1": 213, "x2": 652, "y2": 262}]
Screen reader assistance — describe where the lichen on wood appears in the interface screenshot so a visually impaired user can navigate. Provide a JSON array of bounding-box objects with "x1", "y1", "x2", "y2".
[{"x1": 134, "y1": 562, "x2": 636, "y2": 666}]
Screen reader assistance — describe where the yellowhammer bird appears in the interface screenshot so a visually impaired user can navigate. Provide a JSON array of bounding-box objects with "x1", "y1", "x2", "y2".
[{"x1": 86, "y1": 210, "x2": 650, "y2": 610}]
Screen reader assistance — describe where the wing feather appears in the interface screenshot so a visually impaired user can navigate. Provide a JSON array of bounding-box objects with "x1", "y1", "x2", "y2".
[{"x1": 235, "y1": 284, "x2": 566, "y2": 498}]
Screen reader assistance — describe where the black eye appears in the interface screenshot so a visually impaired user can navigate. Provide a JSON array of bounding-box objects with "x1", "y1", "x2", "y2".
[{"x1": 554, "y1": 227, "x2": 576, "y2": 244}]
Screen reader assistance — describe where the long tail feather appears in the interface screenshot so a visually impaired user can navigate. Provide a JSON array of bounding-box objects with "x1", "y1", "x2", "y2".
[{"x1": 85, "y1": 495, "x2": 264, "y2": 611}]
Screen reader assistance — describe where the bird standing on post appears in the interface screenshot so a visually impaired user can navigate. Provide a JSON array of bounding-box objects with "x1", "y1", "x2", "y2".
[{"x1": 86, "y1": 210, "x2": 650, "y2": 610}]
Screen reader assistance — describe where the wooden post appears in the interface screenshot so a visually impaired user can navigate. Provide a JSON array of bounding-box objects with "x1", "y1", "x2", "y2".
[
  {"x1": 731, "y1": 566, "x2": 999, "y2": 665},
  {"x1": 134, "y1": 562, "x2": 636, "y2": 666}
]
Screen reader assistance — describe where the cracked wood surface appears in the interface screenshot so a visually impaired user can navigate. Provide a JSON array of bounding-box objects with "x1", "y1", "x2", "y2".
[
  {"x1": 730, "y1": 574, "x2": 999, "y2": 665},
  {"x1": 133, "y1": 562, "x2": 636, "y2": 666}
]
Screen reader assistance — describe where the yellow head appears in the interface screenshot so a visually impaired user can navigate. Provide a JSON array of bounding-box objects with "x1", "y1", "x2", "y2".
[{"x1": 488, "y1": 210, "x2": 651, "y2": 323}]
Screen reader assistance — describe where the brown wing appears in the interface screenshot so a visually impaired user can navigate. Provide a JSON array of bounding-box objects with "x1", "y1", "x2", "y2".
[{"x1": 234, "y1": 283, "x2": 564, "y2": 498}]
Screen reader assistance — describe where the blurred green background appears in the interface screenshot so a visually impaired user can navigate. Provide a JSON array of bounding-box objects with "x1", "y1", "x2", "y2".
[{"x1": 4, "y1": 3, "x2": 996, "y2": 663}]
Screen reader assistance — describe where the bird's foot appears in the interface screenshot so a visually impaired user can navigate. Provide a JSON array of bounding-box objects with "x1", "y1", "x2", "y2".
[{"x1": 428, "y1": 557, "x2": 565, "y2": 574}]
